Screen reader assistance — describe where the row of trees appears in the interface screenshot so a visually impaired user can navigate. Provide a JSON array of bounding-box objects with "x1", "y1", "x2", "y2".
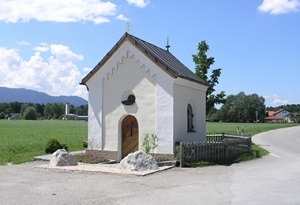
[
  {"x1": 0, "y1": 102, "x2": 88, "y2": 120},
  {"x1": 209, "y1": 92, "x2": 265, "y2": 122}
]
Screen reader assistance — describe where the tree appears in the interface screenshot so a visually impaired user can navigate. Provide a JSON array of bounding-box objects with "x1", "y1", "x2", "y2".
[
  {"x1": 193, "y1": 41, "x2": 226, "y2": 115},
  {"x1": 212, "y1": 92, "x2": 265, "y2": 122},
  {"x1": 23, "y1": 106, "x2": 37, "y2": 120},
  {"x1": 51, "y1": 102, "x2": 64, "y2": 119},
  {"x1": 9, "y1": 102, "x2": 21, "y2": 113},
  {"x1": 44, "y1": 104, "x2": 53, "y2": 119},
  {"x1": 20, "y1": 104, "x2": 30, "y2": 116},
  {"x1": 0, "y1": 112, "x2": 5, "y2": 119}
]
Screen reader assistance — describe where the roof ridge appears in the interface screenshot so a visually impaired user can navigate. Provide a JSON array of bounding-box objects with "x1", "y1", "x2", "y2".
[{"x1": 126, "y1": 33, "x2": 168, "y2": 52}]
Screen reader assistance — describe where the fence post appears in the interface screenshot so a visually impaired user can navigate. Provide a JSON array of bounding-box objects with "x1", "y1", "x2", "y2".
[
  {"x1": 222, "y1": 132, "x2": 225, "y2": 140},
  {"x1": 225, "y1": 139, "x2": 229, "y2": 162},
  {"x1": 180, "y1": 142, "x2": 183, "y2": 167},
  {"x1": 249, "y1": 135, "x2": 252, "y2": 154}
]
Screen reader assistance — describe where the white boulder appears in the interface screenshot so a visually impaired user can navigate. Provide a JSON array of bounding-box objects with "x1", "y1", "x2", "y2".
[
  {"x1": 118, "y1": 151, "x2": 159, "y2": 171},
  {"x1": 49, "y1": 149, "x2": 78, "y2": 166}
]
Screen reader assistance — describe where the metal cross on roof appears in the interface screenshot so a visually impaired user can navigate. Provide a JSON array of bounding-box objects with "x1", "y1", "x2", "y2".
[{"x1": 125, "y1": 20, "x2": 132, "y2": 32}]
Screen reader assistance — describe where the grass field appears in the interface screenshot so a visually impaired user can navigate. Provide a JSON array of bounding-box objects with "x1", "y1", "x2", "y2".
[
  {"x1": 0, "y1": 120, "x2": 299, "y2": 165},
  {"x1": 0, "y1": 120, "x2": 87, "y2": 165},
  {"x1": 206, "y1": 122, "x2": 299, "y2": 136}
]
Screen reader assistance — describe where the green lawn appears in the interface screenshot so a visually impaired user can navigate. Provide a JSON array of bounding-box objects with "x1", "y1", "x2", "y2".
[
  {"x1": 0, "y1": 120, "x2": 299, "y2": 165},
  {"x1": 0, "y1": 120, "x2": 87, "y2": 165},
  {"x1": 206, "y1": 122, "x2": 299, "y2": 136}
]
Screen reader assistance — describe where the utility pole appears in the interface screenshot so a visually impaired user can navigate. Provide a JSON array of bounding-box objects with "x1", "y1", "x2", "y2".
[{"x1": 255, "y1": 110, "x2": 258, "y2": 132}]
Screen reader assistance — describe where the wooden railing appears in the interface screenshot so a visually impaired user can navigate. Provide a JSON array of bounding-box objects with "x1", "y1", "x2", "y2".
[{"x1": 180, "y1": 133, "x2": 252, "y2": 167}]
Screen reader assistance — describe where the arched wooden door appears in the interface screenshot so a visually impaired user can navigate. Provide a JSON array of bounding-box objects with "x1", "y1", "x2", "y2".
[{"x1": 122, "y1": 115, "x2": 139, "y2": 158}]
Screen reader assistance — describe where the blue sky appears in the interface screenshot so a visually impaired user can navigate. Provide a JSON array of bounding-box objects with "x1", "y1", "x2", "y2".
[{"x1": 0, "y1": 0, "x2": 299, "y2": 108}]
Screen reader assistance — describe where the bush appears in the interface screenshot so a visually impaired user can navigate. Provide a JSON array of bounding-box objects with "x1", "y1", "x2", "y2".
[
  {"x1": 174, "y1": 142, "x2": 181, "y2": 161},
  {"x1": 0, "y1": 112, "x2": 5, "y2": 119},
  {"x1": 45, "y1": 138, "x2": 65, "y2": 153},
  {"x1": 142, "y1": 134, "x2": 158, "y2": 153},
  {"x1": 23, "y1": 106, "x2": 37, "y2": 120},
  {"x1": 82, "y1": 141, "x2": 88, "y2": 148}
]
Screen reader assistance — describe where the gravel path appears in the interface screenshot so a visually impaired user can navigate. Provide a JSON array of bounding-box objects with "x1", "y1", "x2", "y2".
[{"x1": 0, "y1": 161, "x2": 234, "y2": 205}]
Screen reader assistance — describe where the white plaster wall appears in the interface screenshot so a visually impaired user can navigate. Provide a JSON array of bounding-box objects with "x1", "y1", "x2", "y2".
[
  {"x1": 85, "y1": 39, "x2": 188, "y2": 156},
  {"x1": 102, "y1": 52, "x2": 157, "y2": 154},
  {"x1": 156, "y1": 74, "x2": 174, "y2": 154},
  {"x1": 173, "y1": 78, "x2": 208, "y2": 143},
  {"x1": 86, "y1": 74, "x2": 103, "y2": 149}
]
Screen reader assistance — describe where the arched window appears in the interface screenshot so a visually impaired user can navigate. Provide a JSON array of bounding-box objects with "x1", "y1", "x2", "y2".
[{"x1": 187, "y1": 104, "x2": 194, "y2": 132}]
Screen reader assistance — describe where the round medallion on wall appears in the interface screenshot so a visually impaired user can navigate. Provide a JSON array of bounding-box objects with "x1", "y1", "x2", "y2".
[{"x1": 121, "y1": 91, "x2": 136, "y2": 106}]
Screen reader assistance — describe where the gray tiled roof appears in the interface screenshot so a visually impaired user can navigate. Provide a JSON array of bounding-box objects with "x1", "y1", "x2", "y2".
[{"x1": 81, "y1": 33, "x2": 208, "y2": 86}]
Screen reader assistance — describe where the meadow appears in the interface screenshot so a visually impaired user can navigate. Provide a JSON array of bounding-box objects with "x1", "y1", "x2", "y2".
[
  {"x1": 0, "y1": 120, "x2": 299, "y2": 165},
  {"x1": 206, "y1": 122, "x2": 299, "y2": 135},
  {"x1": 0, "y1": 120, "x2": 87, "y2": 165}
]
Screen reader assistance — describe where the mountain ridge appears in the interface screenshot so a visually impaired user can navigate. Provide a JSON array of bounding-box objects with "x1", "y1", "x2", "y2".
[{"x1": 0, "y1": 87, "x2": 87, "y2": 107}]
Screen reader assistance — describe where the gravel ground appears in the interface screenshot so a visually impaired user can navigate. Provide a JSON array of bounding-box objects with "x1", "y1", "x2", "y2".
[{"x1": 0, "y1": 161, "x2": 234, "y2": 205}]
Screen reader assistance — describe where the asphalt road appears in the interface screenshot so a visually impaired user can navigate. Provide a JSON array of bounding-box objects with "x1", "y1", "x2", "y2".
[
  {"x1": 231, "y1": 126, "x2": 300, "y2": 205},
  {"x1": 1, "y1": 126, "x2": 300, "y2": 205}
]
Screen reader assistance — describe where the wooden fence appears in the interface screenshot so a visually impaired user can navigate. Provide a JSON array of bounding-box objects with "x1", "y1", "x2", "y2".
[{"x1": 180, "y1": 133, "x2": 252, "y2": 167}]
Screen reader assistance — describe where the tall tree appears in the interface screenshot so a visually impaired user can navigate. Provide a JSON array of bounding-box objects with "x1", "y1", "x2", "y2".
[
  {"x1": 210, "y1": 92, "x2": 265, "y2": 122},
  {"x1": 23, "y1": 106, "x2": 37, "y2": 120},
  {"x1": 51, "y1": 102, "x2": 65, "y2": 119},
  {"x1": 193, "y1": 41, "x2": 226, "y2": 115}
]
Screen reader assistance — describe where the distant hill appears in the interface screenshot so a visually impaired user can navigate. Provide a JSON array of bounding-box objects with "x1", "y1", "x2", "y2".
[{"x1": 0, "y1": 87, "x2": 87, "y2": 107}]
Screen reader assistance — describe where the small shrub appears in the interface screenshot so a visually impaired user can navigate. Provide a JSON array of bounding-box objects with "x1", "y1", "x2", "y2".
[
  {"x1": 174, "y1": 142, "x2": 181, "y2": 161},
  {"x1": 142, "y1": 134, "x2": 158, "y2": 153},
  {"x1": 82, "y1": 141, "x2": 88, "y2": 148},
  {"x1": 45, "y1": 138, "x2": 63, "y2": 153}
]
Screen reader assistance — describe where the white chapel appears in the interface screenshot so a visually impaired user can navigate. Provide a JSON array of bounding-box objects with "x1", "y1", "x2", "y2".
[{"x1": 80, "y1": 33, "x2": 209, "y2": 161}]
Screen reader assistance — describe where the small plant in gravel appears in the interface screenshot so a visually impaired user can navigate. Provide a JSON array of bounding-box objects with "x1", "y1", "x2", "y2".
[
  {"x1": 74, "y1": 152, "x2": 109, "y2": 164},
  {"x1": 142, "y1": 134, "x2": 158, "y2": 153},
  {"x1": 154, "y1": 156, "x2": 175, "y2": 162}
]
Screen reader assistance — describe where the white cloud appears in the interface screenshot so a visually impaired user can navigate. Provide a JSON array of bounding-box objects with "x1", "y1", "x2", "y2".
[
  {"x1": 34, "y1": 43, "x2": 49, "y2": 52},
  {"x1": 127, "y1": 0, "x2": 150, "y2": 8},
  {"x1": 0, "y1": 0, "x2": 117, "y2": 24},
  {"x1": 83, "y1": 67, "x2": 92, "y2": 73},
  {"x1": 16, "y1": 41, "x2": 29, "y2": 45},
  {"x1": 116, "y1": 14, "x2": 129, "y2": 21},
  {"x1": 50, "y1": 44, "x2": 84, "y2": 63},
  {"x1": 258, "y1": 0, "x2": 300, "y2": 14},
  {"x1": 0, "y1": 45, "x2": 87, "y2": 100},
  {"x1": 273, "y1": 99, "x2": 289, "y2": 104},
  {"x1": 271, "y1": 94, "x2": 288, "y2": 105}
]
